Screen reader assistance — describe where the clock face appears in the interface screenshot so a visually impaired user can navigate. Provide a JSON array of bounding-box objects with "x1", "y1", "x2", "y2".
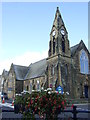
[
  {"x1": 61, "y1": 29, "x2": 65, "y2": 35},
  {"x1": 52, "y1": 30, "x2": 56, "y2": 36}
]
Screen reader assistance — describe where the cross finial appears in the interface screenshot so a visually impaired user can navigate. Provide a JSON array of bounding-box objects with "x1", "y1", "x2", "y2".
[{"x1": 57, "y1": 7, "x2": 59, "y2": 10}]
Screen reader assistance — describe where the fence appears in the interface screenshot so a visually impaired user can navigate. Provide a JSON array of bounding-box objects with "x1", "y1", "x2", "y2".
[{"x1": 1, "y1": 105, "x2": 90, "y2": 120}]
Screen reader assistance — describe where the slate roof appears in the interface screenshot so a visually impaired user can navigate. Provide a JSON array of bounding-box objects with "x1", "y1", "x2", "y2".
[
  {"x1": 71, "y1": 40, "x2": 90, "y2": 57},
  {"x1": 12, "y1": 64, "x2": 29, "y2": 80},
  {"x1": 25, "y1": 58, "x2": 47, "y2": 80},
  {"x1": 71, "y1": 44, "x2": 79, "y2": 57}
]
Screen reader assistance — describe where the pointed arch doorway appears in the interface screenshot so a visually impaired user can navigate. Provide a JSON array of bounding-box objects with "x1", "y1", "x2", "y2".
[{"x1": 84, "y1": 85, "x2": 88, "y2": 98}]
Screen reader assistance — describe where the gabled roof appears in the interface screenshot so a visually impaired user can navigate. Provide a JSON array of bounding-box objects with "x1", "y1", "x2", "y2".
[
  {"x1": 12, "y1": 64, "x2": 29, "y2": 80},
  {"x1": 71, "y1": 44, "x2": 79, "y2": 57},
  {"x1": 71, "y1": 40, "x2": 89, "y2": 57},
  {"x1": 25, "y1": 58, "x2": 47, "y2": 80}
]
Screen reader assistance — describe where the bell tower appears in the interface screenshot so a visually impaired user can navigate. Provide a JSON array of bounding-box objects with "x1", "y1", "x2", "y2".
[
  {"x1": 48, "y1": 7, "x2": 70, "y2": 57},
  {"x1": 47, "y1": 7, "x2": 71, "y2": 93}
]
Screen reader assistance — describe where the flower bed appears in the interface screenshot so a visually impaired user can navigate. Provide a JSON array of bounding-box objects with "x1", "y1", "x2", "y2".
[{"x1": 14, "y1": 89, "x2": 67, "y2": 120}]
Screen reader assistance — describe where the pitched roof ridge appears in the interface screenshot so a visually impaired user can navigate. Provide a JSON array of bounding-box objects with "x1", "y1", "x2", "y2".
[
  {"x1": 30, "y1": 58, "x2": 46, "y2": 66},
  {"x1": 12, "y1": 64, "x2": 28, "y2": 68},
  {"x1": 71, "y1": 43, "x2": 79, "y2": 48},
  {"x1": 24, "y1": 58, "x2": 47, "y2": 80}
]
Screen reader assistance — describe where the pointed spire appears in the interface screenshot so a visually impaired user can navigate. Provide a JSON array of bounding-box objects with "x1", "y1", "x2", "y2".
[
  {"x1": 56, "y1": 7, "x2": 59, "y2": 12},
  {"x1": 50, "y1": 7, "x2": 67, "y2": 34}
]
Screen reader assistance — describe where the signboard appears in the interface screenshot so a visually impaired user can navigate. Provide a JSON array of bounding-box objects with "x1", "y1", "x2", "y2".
[{"x1": 56, "y1": 85, "x2": 63, "y2": 94}]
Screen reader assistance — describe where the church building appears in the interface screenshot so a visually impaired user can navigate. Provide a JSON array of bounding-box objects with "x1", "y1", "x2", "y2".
[
  {"x1": 24, "y1": 7, "x2": 90, "y2": 98},
  {"x1": 1, "y1": 7, "x2": 90, "y2": 99}
]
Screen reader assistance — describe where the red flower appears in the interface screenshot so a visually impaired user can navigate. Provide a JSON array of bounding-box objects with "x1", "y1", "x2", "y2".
[
  {"x1": 38, "y1": 111, "x2": 40, "y2": 115},
  {"x1": 58, "y1": 105, "x2": 61, "y2": 108},
  {"x1": 35, "y1": 107, "x2": 37, "y2": 111},
  {"x1": 57, "y1": 92, "x2": 59, "y2": 94},
  {"x1": 35, "y1": 99, "x2": 37, "y2": 102},
  {"x1": 49, "y1": 98, "x2": 51, "y2": 101},
  {"x1": 61, "y1": 101, "x2": 64, "y2": 105},
  {"x1": 59, "y1": 97, "x2": 60, "y2": 100},
  {"x1": 28, "y1": 103, "x2": 30, "y2": 108},
  {"x1": 54, "y1": 100, "x2": 56, "y2": 104},
  {"x1": 46, "y1": 98, "x2": 48, "y2": 101},
  {"x1": 54, "y1": 107, "x2": 56, "y2": 110},
  {"x1": 71, "y1": 104, "x2": 74, "y2": 109},
  {"x1": 31, "y1": 99, "x2": 33, "y2": 104},
  {"x1": 36, "y1": 96, "x2": 39, "y2": 99},
  {"x1": 40, "y1": 98, "x2": 42, "y2": 101}
]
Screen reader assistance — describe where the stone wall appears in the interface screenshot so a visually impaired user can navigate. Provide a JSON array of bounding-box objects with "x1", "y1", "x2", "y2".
[{"x1": 23, "y1": 76, "x2": 46, "y2": 93}]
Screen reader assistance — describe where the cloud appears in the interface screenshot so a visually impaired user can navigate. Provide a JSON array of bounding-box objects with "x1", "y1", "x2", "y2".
[{"x1": 0, "y1": 50, "x2": 48, "y2": 75}]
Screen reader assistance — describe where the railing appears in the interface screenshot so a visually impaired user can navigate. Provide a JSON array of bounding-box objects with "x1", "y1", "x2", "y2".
[
  {"x1": 63, "y1": 106, "x2": 90, "y2": 120},
  {"x1": 2, "y1": 105, "x2": 90, "y2": 120}
]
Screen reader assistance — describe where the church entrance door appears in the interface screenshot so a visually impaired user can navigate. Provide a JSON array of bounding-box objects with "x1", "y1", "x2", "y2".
[{"x1": 84, "y1": 85, "x2": 88, "y2": 98}]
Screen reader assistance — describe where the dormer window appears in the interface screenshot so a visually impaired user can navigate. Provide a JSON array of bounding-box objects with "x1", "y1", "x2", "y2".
[{"x1": 80, "y1": 50, "x2": 89, "y2": 74}]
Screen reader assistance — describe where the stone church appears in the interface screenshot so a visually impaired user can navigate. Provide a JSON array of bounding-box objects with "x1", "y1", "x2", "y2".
[{"x1": 1, "y1": 7, "x2": 90, "y2": 99}]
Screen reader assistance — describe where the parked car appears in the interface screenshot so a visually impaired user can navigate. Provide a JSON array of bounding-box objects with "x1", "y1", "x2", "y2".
[{"x1": 0, "y1": 92, "x2": 8, "y2": 100}]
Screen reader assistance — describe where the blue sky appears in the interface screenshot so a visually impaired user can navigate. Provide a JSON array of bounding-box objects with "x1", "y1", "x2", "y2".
[{"x1": 0, "y1": 2, "x2": 89, "y2": 74}]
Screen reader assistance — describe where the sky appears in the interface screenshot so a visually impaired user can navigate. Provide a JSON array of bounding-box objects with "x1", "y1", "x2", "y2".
[
  {"x1": 0, "y1": 1, "x2": 89, "y2": 75},
  {"x1": 88, "y1": 2, "x2": 90, "y2": 51}
]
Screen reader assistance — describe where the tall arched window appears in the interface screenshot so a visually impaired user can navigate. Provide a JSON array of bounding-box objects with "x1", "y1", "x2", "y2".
[
  {"x1": 49, "y1": 41, "x2": 51, "y2": 56},
  {"x1": 37, "y1": 80, "x2": 40, "y2": 90},
  {"x1": 80, "y1": 50, "x2": 88, "y2": 74},
  {"x1": 53, "y1": 37, "x2": 55, "y2": 54},
  {"x1": 30, "y1": 83, "x2": 32, "y2": 93},
  {"x1": 62, "y1": 37, "x2": 65, "y2": 53}
]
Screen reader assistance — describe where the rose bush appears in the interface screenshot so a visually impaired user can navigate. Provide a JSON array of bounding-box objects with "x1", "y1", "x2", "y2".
[{"x1": 14, "y1": 89, "x2": 67, "y2": 120}]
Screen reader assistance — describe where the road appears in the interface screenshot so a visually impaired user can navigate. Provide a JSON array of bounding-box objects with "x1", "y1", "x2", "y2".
[
  {"x1": 0, "y1": 100, "x2": 90, "y2": 120},
  {"x1": 74, "y1": 104, "x2": 90, "y2": 119}
]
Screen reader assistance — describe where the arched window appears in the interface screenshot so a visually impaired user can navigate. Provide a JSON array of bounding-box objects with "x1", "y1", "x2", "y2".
[
  {"x1": 30, "y1": 83, "x2": 32, "y2": 93},
  {"x1": 51, "y1": 65, "x2": 54, "y2": 75},
  {"x1": 65, "y1": 64, "x2": 68, "y2": 76},
  {"x1": 80, "y1": 50, "x2": 88, "y2": 74},
  {"x1": 62, "y1": 38, "x2": 65, "y2": 53},
  {"x1": 27, "y1": 85, "x2": 29, "y2": 91},
  {"x1": 37, "y1": 80, "x2": 40, "y2": 90},
  {"x1": 49, "y1": 41, "x2": 51, "y2": 56},
  {"x1": 53, "y1": 37, "x2": 55, "y2": 54}
]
